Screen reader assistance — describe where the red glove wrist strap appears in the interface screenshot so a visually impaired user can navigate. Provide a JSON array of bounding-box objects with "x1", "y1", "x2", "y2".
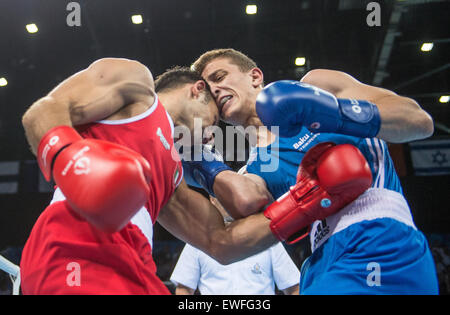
[{"x1": 37, "y1": 125, "x2": 82, "y2": 181}]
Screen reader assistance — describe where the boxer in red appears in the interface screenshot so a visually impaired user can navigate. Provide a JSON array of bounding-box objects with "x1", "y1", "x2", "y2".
[
  {"x1": 20, "y1": 58, "x2": 372, "y2": 294},
  {"x1": 20, "y1": 58, "x2": 273, "y2": 295}
]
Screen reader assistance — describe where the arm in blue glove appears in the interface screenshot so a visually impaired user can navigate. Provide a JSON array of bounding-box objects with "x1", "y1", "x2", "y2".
[
  {"x1": 256, "y1": 80, "x2": 381, "y2": 138},
  {"x1": 181, "y1": 145, "x2": 231, "y2": 197},
  {"x1": 182, "y1": 145, "x2": 272, "y2": 218},
  {"x1": 256, "y1": 69, "x2": 434, "y2": 143}
]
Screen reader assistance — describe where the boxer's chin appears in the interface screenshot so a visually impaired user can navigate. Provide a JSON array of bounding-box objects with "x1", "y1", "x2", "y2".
[
  {"x1": 222, "y1": 105, "x2": 245, "y2": 126},
  {"x1": 220, "y1": 101, "x2": 238, "y2": 123}
]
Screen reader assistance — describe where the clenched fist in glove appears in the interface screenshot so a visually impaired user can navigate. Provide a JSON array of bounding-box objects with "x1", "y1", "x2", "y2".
[
  {"x1": 37, "y1": 125, "x2": 152, "y2": 233},
  {"x1": 264, "y1": 142, "x2": 372, "y2": 244}
]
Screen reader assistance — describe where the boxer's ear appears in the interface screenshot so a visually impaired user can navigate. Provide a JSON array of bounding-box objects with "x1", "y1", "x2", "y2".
[
  {"x1": 250, "y1": 67, "x2": 264, "y2": 88},
  {"x1": 191, "y1": 80, "x2": 206, "y2": 97}
]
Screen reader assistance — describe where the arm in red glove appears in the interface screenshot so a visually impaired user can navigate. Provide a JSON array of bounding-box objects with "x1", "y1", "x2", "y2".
[
  {"x1": 37, "y1": 125, "x2": 152, "y2": 233},
  {"x1": 264, "y1": 142, "x2": 372, "y2": 244}
]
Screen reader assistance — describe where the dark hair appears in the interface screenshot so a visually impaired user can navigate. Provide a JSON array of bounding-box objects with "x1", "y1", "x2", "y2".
[{"x1": 155, "y1": 66, "x2": 205, "y2": 93}]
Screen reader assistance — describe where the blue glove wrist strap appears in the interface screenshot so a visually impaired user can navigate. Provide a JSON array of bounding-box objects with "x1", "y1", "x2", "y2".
[
  {"x1": 337, "y1": 99, "x2": 381, "y2": 138},
  {"x1": 182, "y1": 159, "x2": 231, "y2": 197},
  {"x1": 192, "y1": 163, "x2": 231, "y2": 197}
]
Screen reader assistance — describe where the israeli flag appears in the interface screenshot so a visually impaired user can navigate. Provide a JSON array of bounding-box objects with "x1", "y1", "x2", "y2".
[{"x1": 409, "y1": 139, "x2": 450, "y2": 176}]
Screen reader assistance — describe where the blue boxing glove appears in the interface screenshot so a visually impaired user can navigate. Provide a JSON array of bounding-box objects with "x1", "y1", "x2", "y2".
[
  {"x1": 181, "y1": 144, "x2": 231, "y2": 197},
  {"x1": 256, "y1": 80, "x2": 381, "y2": 138}
]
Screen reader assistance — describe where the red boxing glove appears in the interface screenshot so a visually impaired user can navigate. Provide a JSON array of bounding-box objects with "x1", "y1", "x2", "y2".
[
  {"x1": 264, "y1": 142, "x2": 372, "y2": 244},
  {"x1": 37, "y1": 126, "x2": 152, "y2": 232}
]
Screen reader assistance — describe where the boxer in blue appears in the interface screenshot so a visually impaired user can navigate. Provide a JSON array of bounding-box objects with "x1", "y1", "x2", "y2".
[{"x1": 185, "y1": 48, "x2": 439, "y2": 294}]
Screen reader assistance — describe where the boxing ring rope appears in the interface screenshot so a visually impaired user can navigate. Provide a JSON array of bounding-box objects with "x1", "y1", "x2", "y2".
[{"x1": 0, "y1": 255, "x2": 21, "y2": 295}]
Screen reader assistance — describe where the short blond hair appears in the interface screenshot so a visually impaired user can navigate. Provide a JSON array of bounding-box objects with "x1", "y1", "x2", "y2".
[{"x1": 192, "y1": 48, "x2": 258, "y2": 75}]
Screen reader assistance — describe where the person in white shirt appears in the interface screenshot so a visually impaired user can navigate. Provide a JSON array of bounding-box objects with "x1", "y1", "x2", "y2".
[{"x1": 170, "y1": 196, "x2": 300, "y2": 295}]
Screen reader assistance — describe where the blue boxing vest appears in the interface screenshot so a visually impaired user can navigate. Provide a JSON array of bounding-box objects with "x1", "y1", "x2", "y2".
[{"x1": 246, "y1": 128, "x2": 438, "y2": 294}]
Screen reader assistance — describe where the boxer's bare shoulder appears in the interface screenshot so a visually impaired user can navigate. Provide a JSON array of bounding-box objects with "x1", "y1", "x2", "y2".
[
  {"x1": 85, "y1": 58, "x2": 154, "y2": 90},
  {"x1": 22, "y1": 58, "x2": 155, "y2": 154},
  {"x1": 51, "y1": 58, "x2": 155, "y2": 124}
]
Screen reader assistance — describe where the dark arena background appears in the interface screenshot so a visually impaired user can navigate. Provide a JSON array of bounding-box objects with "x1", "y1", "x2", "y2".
[{"x1": 0, "y1": 0, "x2": 449, "y2": 296}]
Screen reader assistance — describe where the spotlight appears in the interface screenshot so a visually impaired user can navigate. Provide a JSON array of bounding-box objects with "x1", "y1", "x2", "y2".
[
  {"x1": 26, "y1": 23, "x2": 38, "y2": 34},
  {"x1": 439, "y1": 95, "x2": 449, "y2": 103},
  {"x1": 295, "y1": 57, "x2": 306, "y2": 66},
  {"x1": 421, "y1": 43, "x2": 433, "y2": 52},
  {"x1": 246, "y1": 5, "x2": 257, "y2": 15},
  {"x1": 131, "y1": 15, "x2": 143, "y2": 25},
  {"x1": 0, "y1": 77, "x2": 8, "y2": 87}
]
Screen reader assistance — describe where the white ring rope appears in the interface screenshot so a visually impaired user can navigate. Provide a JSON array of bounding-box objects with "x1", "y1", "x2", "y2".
[{"x1": 0, "y1": 255, "x2": 21, "y2": 295}]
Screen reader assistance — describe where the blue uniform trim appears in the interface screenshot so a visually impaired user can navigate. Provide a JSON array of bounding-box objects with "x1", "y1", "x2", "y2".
[{"x1": 299, "y1": 218, "x2": 438, "y2": 295}]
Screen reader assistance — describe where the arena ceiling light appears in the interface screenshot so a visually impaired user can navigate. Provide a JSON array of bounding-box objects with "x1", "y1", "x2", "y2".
[
  {"x1": 439, "y1": 95, "x2": 449, "y2": 103},
  {"x1": 26, "y1": 23, "x2": 38, "y2": 34},
  {"x1": 131, "y1": 14, "x2": 143, "y2": 24},
  {"x1": 295, "y1": 57, "x2": 306, "y2": 66},
  {"x1": 420, "y1": 42, "x2": 434, "y2": 52},
  {"x1": 0, "y1": 77, "x2": 7, "y2": 87},
  {"x1": 246, "y1": 5, "x2": 257, "y2": 15}
]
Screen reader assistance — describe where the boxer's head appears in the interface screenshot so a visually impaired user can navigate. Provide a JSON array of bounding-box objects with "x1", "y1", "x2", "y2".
[
  {"x1": 155, "y1": 67, "x2": 219, "y2": 145},
  {"x1": 192, "y1": 49, "x2": 264, "y2": 126}
]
